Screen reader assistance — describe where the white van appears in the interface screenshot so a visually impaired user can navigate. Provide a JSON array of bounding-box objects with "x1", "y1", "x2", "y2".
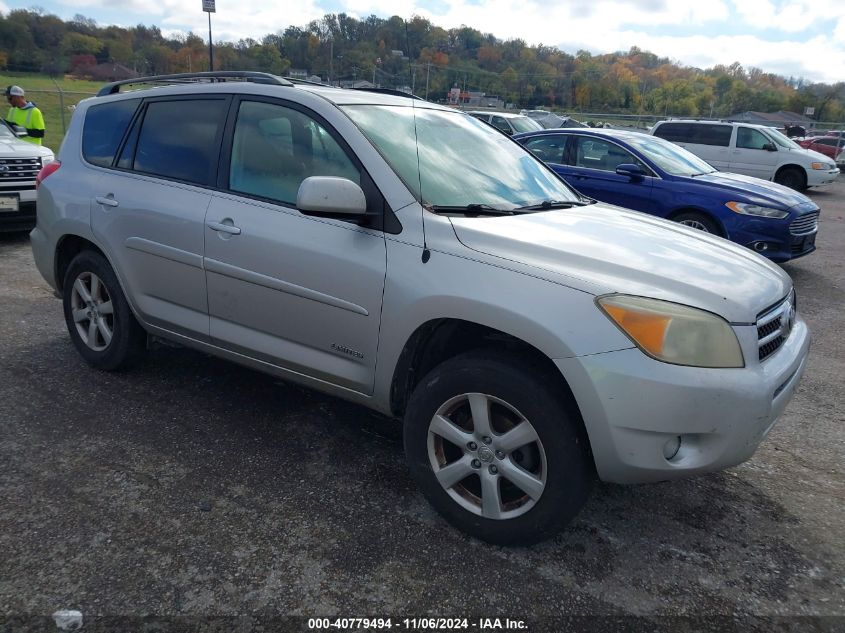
[{"x1": 651, "y1": 120, "x2": 839, "y2": 190}]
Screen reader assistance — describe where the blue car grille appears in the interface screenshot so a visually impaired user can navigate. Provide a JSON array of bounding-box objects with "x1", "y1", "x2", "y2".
[{"x1": 790, "y1": 212, "x2": 819, "y2": 236}]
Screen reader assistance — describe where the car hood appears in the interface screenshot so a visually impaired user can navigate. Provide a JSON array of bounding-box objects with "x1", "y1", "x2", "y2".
[
  {"x1": 0, "y1": 137, "x2": 53, "y2": 158},
  {"x1": 791, "y1": 146, "x2": 834, "y2": 164},
  {"x1": 688, "y1": 171, "x2": 814, "y2": 209},
  {"x1": 449, "y1": 204, "x2": 791, "y2": 323}
]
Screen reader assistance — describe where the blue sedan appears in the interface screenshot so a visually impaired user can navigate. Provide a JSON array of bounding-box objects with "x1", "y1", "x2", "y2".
[{"x1": 512, "y1": 128, "x2": 819, "y2": 262}]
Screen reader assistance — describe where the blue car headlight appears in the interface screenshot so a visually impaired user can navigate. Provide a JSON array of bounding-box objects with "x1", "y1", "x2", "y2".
[{"x1": 725, "y1": 201, "x2": 789, "y2": 219}]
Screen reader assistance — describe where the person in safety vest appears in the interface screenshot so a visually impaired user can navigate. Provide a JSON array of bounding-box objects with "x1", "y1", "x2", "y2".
[{"x1": 5, "y1": 85, "x2": 45, "y2": 145}]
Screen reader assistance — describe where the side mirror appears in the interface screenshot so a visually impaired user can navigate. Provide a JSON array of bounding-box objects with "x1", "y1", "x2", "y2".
[
  {"x1": 763, "y1": 142, "x2": 777, "y2": 151},
  {"x1": 296, "y1": 176, "x2": 367, "y2": 217},
  {"x1": 9, "y1": 123, "x2": 27, "y2": 138},
  {"x1": 615, "y1": 163, "x2": 646, "y2": 180}
]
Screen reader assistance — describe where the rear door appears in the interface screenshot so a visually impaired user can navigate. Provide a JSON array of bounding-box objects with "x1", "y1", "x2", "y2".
[
  {"x1": 89, "y1": 95, "x2": 229, "y2": 340},
  {"x1": 729, "y1": 126, "x2": 780, "y2": 179},
  {"x1": 203, "y1": 97, "x2": 387, "y2": 393}
]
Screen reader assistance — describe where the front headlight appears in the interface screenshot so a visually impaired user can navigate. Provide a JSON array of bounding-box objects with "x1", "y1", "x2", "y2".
[
  {"x1": 597, "y1": 295, "x2": 744, "y2": 368},
  {"x1": 40, "y1": 153, "x2": 55, "y2": 166},
  {"x1": 725, "y1": 201, "x2": 788, "y2": 219},
  {"x1": 810, "y1": 162, "x2": 828, "y2": 170}
]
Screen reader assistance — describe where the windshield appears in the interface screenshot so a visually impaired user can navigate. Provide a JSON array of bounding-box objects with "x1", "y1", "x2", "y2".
[
  {"x1": 623, "y1": 134, "x2": 717, "y2": 177},
  {"x1": 510, "y1": 116, "x2": 543, "y2": 134},
  {"x1": 764, "y1": 128, "x2": 802, "y2": 150},
  {"x1": 341, "y1": 105, "x2": 579, "y2": 208},
  {"x1": 0, "y1": 122, "x2": 14, "y2": 138}
]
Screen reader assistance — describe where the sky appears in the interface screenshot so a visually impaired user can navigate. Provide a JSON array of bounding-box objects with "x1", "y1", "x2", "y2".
[{"x1": 3, "y1": 0, "x2": 845, "y2": 84}]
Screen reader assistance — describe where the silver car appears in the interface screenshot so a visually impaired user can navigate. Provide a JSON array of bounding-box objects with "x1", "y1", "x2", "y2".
[{"x1": 31, "y1": 72, "x2": 810, "y2": 544}]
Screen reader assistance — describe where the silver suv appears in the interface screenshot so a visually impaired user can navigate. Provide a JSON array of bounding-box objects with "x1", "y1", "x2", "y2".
[{"x1": 31, "y1": 72, "x2": 810, "y2": 544}]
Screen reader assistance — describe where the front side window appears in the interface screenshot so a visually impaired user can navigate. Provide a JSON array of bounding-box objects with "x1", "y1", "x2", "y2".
[
  {"x1": 228, "y1": 100, "x2": 360, "y2": 206},
  {"x1": 573, "y1": 137, "x2": 645, "y2": 172},
  {"x1": 491, "y1": 116, "x2": 512, "y2": 134},
  {"x1": 82, "y1": 99, "x2": 140, "y2": 167},
  {"x1": 342, "y1": 105, "x2": 579, "y2": 208},
  {"x1": 737, "y1": 127, "x2": 771, "y2": 150},
  {"x1": 128, "y1": 99, "x2": 227, "y2": 185}
]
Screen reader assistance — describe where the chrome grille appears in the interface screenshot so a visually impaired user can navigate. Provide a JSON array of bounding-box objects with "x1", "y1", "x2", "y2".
[
  {"x1": 790, "y1": 211, "x2": 819, "y2": 236},
  {"x1": 757, "y1": 291, "x2": 796, "y2": 362},
  {"x1": 0, "y1": 157, "x2": 41, "y2": 182}
]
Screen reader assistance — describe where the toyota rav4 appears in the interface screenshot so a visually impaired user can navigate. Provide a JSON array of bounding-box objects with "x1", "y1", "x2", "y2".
[{"x1": 31, "y1": 72, "x2": 810, "y2": 544}]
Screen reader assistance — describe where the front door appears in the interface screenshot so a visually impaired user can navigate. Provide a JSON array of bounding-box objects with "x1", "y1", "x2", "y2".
[
  {"x1": 730, "y1": 126, "x2": 780, "y2": 180},
  {"x1": 544, "y1": 135, "x2": 654, "y2": 211},
  {"x1": 204, "y1": 98, "x2": 387, "y2": 393}
]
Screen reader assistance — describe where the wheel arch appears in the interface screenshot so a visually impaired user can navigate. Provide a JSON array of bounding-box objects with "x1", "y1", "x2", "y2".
[
  {"x1": 666, "y1": 207, "x2": 727, "y2": 237},
  {"x1": 389, "y1": 318, "x2": 587, "y2": 434},
  {"x1": 55, "y1": 234, "x2": 107, "y2": 295}
]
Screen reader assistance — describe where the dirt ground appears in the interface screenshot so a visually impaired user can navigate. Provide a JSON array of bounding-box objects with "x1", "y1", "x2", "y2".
[{"x1": 1, "y1": 179, "x2": 843, "y2": 632}]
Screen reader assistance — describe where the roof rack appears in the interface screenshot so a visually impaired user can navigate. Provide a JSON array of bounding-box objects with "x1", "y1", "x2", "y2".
[
  {"x1": 285, "y1": 77, "x2": 331, "y2": 87},
  {"x1": 97, "y1": 71, "x2": 293, "y2": 97},
  {"x1": 352, "y1": 87, "x2": 423, "y2": 100}
]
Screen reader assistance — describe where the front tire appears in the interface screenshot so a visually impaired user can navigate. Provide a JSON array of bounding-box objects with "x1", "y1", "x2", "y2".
[
  {"x1": 774, "y1": 167, "x2": 807, "y2": 191},
  {"x1": 62, "y1": 250, "x2": 146, "y2": 371},
  {"x1": 403, "y1": 351, "x2": 593, "y2": 545},
  {"x1": 673, "y1": 211, "x2": 720, "y2": 234}
]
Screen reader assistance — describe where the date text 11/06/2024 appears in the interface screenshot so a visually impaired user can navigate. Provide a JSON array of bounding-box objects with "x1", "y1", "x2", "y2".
[{"x1": 307, "y1": 618, "x2": 528, "y2": 630}]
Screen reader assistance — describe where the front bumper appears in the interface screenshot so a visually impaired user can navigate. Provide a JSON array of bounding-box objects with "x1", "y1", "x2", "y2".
[
  {"x1": 806, "y1": 167, "x2": 839, "y2": 187},
  {"x1": 0, "y1": 199, "x2": 36, "y2": 233},
  {"x1": 557, "y1": 317, "x2": 810, "y2": 484}
]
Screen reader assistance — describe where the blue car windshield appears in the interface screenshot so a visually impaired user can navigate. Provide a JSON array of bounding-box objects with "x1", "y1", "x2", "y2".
[
  {"x1": 341, "y1": 105, "x2": 579, "y2": 209},
  {"x1": 623, "y1": 134, "x2": 717, "y2": 177}
]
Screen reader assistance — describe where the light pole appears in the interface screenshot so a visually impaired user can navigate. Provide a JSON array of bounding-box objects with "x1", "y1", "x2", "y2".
[{"x1": 202, "y1": 0, "x2": 215, "y2": 71}]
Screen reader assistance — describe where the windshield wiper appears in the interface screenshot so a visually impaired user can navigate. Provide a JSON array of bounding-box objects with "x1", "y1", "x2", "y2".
[
  {"x1": 428, "y1": 203, "x2": 514, "y2": 216},
  {"x1": 514, "y1": 199, "x2": 592, "y2": 211}
]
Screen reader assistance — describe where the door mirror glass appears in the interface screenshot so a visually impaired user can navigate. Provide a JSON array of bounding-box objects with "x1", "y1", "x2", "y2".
[{"x1": 297, "y1": 176, "x2": 367, "y2": 216}]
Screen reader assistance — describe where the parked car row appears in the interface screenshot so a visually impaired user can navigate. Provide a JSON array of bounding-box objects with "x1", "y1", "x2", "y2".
[
  {"x1": 798, "y1": 135, "x2": 845, "y2": 165},
  {"x1": 513, "y1": 128, "x2": 821, "y2": 262},
  {"x1": 650, "y1": 120, "x2": 839, "y2": 190}
]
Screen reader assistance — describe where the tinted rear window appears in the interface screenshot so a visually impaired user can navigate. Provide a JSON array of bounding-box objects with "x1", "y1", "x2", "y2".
[
  {"x1": 653, "y1": 122, "x2": 731, "y2": 147},
  {"x1": 82, "y1": 99, "x2": 140, "y2": 167},
  {"x1": 130, "y1": 99, "x2": 227, "y2": 186}
]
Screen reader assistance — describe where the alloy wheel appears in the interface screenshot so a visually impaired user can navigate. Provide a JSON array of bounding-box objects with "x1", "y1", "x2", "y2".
[
  {"x1": 427, "y1": 392, "x2": 547, "y2": 520},
  {"x1": 70, "y1": 271, "x2": 114, "y2": 352}
]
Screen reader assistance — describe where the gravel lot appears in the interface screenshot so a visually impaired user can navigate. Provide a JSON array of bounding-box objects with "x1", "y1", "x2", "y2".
[{"x1": 1, "y1": 179, "x2": 843, "y2": 631}]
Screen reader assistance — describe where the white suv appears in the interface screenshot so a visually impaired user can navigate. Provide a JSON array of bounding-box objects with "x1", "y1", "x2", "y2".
[
  {"x1": 31, "y1": 72, "x2": 810, "y2": 544},
  {"x1": 0, "y1": 120, "x2": 55, "y2": 232},
  {"x1": 651, "y1": 119, "x2": 839, "y2": 190}
]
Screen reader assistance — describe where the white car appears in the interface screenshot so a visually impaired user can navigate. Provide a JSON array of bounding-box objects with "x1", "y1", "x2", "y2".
[
  {"x1": 465, "y1": 110, "x2": 543, "y2": 136},
  {"x1": 0, "y1": 121, "x2": 55, "y2": 232},
  {"x1": 651, "y1": 119, "x2": 839, "y2": 190}
]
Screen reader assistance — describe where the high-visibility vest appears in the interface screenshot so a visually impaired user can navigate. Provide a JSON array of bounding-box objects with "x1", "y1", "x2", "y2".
[{"x1": 5, "y1": 103, "x2": 45, "y2": 145}]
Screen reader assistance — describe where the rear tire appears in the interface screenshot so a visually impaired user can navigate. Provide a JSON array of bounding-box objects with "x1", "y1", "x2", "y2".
[
  {"x1": 673, "y1": 211, "x2": 720, "y2": 235},
  {"x1": 774, "y1": 167, "x2": 807, "y2": 191},
  {"x1": 62, "y1": 250, "x2": 146, "y2": 371},
  {"x1": 403, "y1": 351, "x2": 593, "y2": 545}
]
